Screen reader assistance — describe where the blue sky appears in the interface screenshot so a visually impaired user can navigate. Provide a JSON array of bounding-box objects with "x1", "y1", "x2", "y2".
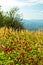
[{"x1": 0, "y1": 0, "x2": 43, "y2": 20}]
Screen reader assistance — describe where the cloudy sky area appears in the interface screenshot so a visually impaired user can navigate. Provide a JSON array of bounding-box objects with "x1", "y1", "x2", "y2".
[{"x1": 0, "y1": 0, "x2": 43, "y2": 20}]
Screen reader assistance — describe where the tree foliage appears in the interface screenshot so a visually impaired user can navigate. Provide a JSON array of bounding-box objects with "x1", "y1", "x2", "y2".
[{"x1": 0, "y1": 6, "x2": 24, "y2": 30}]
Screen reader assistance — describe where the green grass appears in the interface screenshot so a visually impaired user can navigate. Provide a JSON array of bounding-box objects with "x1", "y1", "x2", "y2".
[{"x1": 0, "y1": 27, "x2": 43, "y2": 65}]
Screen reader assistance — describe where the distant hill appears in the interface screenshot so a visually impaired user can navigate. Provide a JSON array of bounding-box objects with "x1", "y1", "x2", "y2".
[{"x1": 21, "y1": 19, "x2": 43, "y2": 30}]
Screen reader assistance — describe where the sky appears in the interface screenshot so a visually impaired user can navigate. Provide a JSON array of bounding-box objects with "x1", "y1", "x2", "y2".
[{"x1": 0, "y1": 0, "x2": 43, "y2": 20}]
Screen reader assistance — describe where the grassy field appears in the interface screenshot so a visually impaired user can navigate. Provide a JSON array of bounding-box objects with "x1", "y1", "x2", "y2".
[{"x1": 0, "y1": 27, "x2": 43, "y2": 65}]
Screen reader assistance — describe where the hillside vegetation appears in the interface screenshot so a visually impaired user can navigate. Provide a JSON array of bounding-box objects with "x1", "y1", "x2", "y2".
[{"x1": 0, "y1": 27, "x2": 43, "y2": 65}]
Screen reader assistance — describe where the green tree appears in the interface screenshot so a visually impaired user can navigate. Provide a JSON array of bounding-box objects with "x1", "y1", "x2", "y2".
[
  {"x1": 0, "y1": 6, "x2": 4, "y2": 27},
  {"x1": 0, "y1": 6, "x2": 24, "y2": 30},
  {"x1": 4, "y1": 8, "x2": 24, "y2": 30}
]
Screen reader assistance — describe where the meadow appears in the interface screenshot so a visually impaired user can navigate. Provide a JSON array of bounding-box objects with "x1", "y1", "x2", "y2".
[{"x1": 0, "y1": 27, "x2": 43, "y2": 65}]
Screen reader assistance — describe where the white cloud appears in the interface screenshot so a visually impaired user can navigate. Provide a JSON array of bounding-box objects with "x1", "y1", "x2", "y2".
[
  {"x1": 0, "y1": 0, "x2": 43, "y2": 8},
  {"x1": 25, "y1": 0, "x2": 43, "y2": 6},
  {"x1": 23, "y1": 10, "x2": 43, "y2": 20},
  {"x1": 40, "y1": 11, "x2": 43, "y2": 13},
  {"x1": 0, "y1": 0, "x2": 43, "y2": 19},
  {"x1": 0, "y1": 0, "x2": 26, "y2": 7}
]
